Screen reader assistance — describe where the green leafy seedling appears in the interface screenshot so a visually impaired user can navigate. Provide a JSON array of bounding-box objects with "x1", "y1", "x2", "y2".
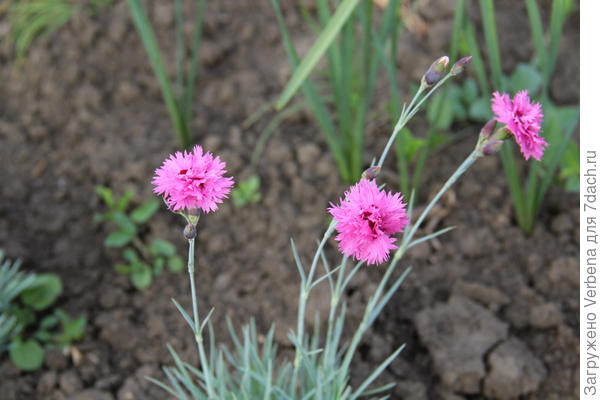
[
  {"x1": 50, "y1": 309, "x2": 86, "y2": 346},
  {"x1": 508, "y1": 63, "x2": 543, "y2": 94},
  {"x1": 232, "y1": 175, "x2": 261, "y2": 207},
  {"x1": 168, "y1": 256, "x2": 185, "y2": 273},
  {"x1": 150, "y1": 239, "x2": 176, "y2": 258},
  {"x1": 131, "y1": 200, "x2": 160, "y2": 224},
  {"x1": 131, "y1": 262, "x2": 153, "y2": 290},
  {"x1": 559, "y1": 141, "x2": 579, "y2": 191},
  {"x1": 9, "y1": 337, "x2": 44, "y2": 371},
  {"x1": 20, "y1": 274, "x2": 62, "y2": 311},
  {"x1": 96, "y1": 188, "x2": 183, "y2": 289}
]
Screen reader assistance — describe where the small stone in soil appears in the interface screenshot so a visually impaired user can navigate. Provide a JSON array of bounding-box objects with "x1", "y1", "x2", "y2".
[
  {"x1": 454, "y1": 281, "x2": 509, "y2": 312},
  {"x1": 45, "y1": 349, "x2": 69, "y2": 370},
  {"x1": 394, "y1": 380, "x2": 427, "y2": 400},
  {"x1": 59, "y1": 370, "x2": 83, "y2": 395},
  {"x1": 483, "y1": 337, "x2": 547, "y2": 399},
  {"x1": 67, "y1": 389, "x2": 114, "y2": 400},
  {"x1": 414, "y1": 295, "x2": 508, "y2": 394},
  {"x1": 551, "y1": 213, "x2": 573, "y2": 233},
  {"x1": 38, "y1": 370, "x2": 58, "y2": 393},
  {"x1": 529, "y1": 302, "x2": 562, "y2": 329}
]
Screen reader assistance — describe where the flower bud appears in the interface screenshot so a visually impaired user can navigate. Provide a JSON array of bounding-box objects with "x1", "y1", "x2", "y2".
[
  {"x1": 482, "y1": 140, "x2": 504, "y2": 156},
  {"x1": 362, "y1": 165, "x2": 381, "y2": 180},
  {"x1": 423, "y1": 56, "x2": 449, "y2": 86},
  {"x1": 183, "y1": 224, "x2": 197, "y2": 240},
  {"x1": 479, "y1": 118, "x2": 497, "y2": 140},
  {"x1": 450, "y1": 56, "x2": 472, "y2": 76}
]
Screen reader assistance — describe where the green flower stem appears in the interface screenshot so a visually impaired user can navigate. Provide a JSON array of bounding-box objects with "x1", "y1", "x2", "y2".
[
  {"x1": 187, "y1": 237, "x2": 215, "y2": 398},
  {"x1": 399, "y1": 146, "x2": 482, "y2": 256},
  {"x1": 377, "y1": 73, "x2": 453, "y2": 169},
  {"x1": 338, "y1": 140, "x2": 484, "y2": 382},
  {"x1": 292, "y1": 220, "x2": 337, "y2": 392}
]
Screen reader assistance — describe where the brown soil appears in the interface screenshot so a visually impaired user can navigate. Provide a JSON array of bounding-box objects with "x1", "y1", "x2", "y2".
[{"x1": 0, "y1": 1, "x2": 579, "y2": 399}]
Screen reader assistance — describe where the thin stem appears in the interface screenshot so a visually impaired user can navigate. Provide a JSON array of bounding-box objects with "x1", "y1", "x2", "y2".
[
  {"x1": 377, "y1": 73, "x2": 453, "y2": 169},
  {"x1": 292, "y1": 221, "x2": 337, "y2": 393},
  {"x1": 187, "y1": 238, "x2": 215, "y2": 398},
  {"x1": 400, "y1": 148, "x2": 481, "y2": 253},
  {"x1": 377, "y1": 82, "x2": 426, "y2": 169}
]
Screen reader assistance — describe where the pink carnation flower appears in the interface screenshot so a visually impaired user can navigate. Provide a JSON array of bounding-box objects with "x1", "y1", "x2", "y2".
[
  {"x1": 491, "y1": 90, "x2": 546, "y2": 161},
  {"x1": 152, "y1": 145, "x2": 233, "y2": 212},
  {"x1": 329, "y1": 179, "x2": 408, "y2": 266}
]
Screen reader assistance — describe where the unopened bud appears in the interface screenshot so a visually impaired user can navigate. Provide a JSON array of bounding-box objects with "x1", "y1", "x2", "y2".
[
  {"x1": 479, "y1": 119, "x2": 497, "y2": 140},
  {"x1": 450, "y1": 56, "x2": 472, "y2": 76},
  {"x1": 482, "y1": 140, "x2": 504, "y2": 156},
  {"x1": 362, "y1": 166, "x2": 381, "y2": 180},
  {"x1": 423, "y1": 56, "x2": 449, "y2": 86},
  {"x1": 183, "y1": 224, "x2": 197, "y2": 240}
]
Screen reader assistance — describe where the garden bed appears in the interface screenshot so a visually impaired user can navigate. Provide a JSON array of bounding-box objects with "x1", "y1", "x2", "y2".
[{"x1": 0, "y1": 1, "x2": 579, "y2": 399}]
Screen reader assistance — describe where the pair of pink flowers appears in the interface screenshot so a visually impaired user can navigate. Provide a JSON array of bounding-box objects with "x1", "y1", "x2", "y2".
[
  {"x1": 329, "y1": 91, "x2": 547, "y2": 265},
  {"x1": 152, "y1": 145, "x2": 408, "y2": 266},
  {"x1": 152, "y1": 91, "x2": 545, "y2": 266}
]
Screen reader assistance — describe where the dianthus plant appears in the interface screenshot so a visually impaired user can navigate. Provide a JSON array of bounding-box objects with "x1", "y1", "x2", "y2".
[{"x1": 147, "y1": 57, "x2": 546, "y2": 399}]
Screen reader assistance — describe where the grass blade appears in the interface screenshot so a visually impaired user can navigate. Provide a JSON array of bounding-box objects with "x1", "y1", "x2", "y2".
[
  {"x1": 524, "y1": 0, "x2": 547, "y2": 79},
  {"x1": 184, "y1": 0, "x2": 207, "y2": 136},
  {"x1": 175, "y1": 0, "x2": 185, "y2": 110},
  {"x1": 463, "y1": 21, "x2": 490, "y2": 95},
  {"x1": 534, "y1": 109, "x2": 579, "y2": 212},
  {"x1": 275, "y1": 0, "x2": 361, "y2": 110},
  {"x1": 271, "y1": 0, "x2": 350, "y2": 181},
  {"x1": 126, "y1": 0, "x2": 188, "y2": 147},
  {"x1": 545, "y1": 0, "x2": 569, "y2": 96},
  {"x1": 479, "y1": 0, "x2": 503, "y2": 90},
  {"x1": 499, "y1": 143, "x2": 527, "y2": 231}
]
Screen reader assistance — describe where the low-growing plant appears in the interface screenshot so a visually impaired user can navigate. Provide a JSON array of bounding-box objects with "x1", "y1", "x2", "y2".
[
  {"x1": 232, "y1": 175, "x2": 261, "y2": 208},
  {"x1": 0, "y1": 250, "x2": 86, "y2": 371},
  {"x1": 3, "y1": 0, "x2": 114, "y2": 64},
  {"x1": 271, "y1": 0, "x2": 404, "y2": 184},
  {"x1": 125, "y1": 0, "x2": 206, "y2": 148},
  {"x1": 0, "y1": 249, "x2": 35, "y2": 350},
  {"x1": 141, "y1": 56, "x2": 547, "y2": 398},
  {"x1": 95, "y1": 186, "x2": 185, "y2": 289},
  {"x1": 241, "y1": 1, "x2": 466, "y2": 203}
]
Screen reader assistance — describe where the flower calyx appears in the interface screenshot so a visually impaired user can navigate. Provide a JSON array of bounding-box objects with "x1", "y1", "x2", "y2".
[
  {"x1": 422, "y1": 56, "x2": 449, "y2": 86},
  {"x1": 451, "y1": 56, "x2": 472, "y2": 76}
]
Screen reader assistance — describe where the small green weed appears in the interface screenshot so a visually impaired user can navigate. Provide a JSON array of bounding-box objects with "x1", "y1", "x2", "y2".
[
  {"x1": 0, "y1": 250, "x2": 86, "y2": 371},
  {"x1": 95, "y1": 186, "x2": 184, "y2": 289}
]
